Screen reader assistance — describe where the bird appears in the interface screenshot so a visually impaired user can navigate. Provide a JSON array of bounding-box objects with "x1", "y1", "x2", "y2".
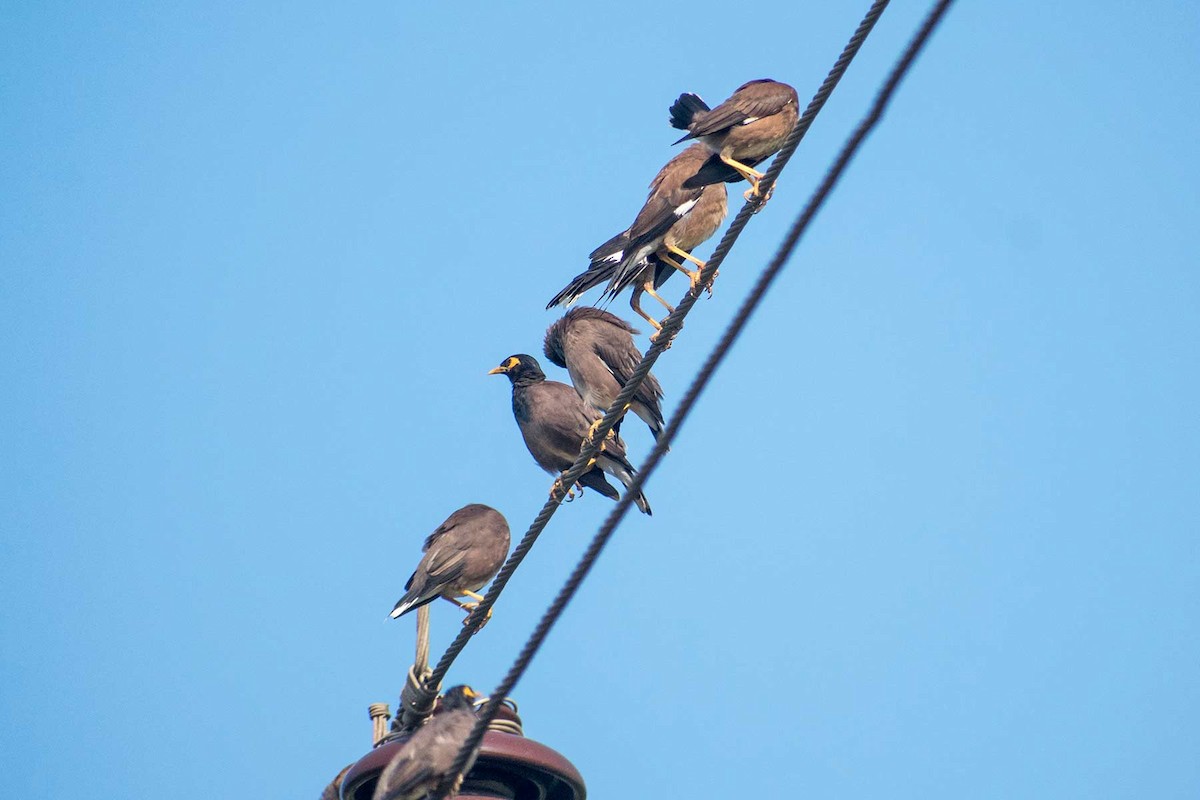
[
  {"x1": 389, "y1": 504, "x2": 511, "y2": 625},
  {"x1": 372, "y1": 685, "x2": 482, "y2": 800},
  {"x1": 669, "y1": 79, "x2": 799, "y2": 198},
  {"x1": 543, "y1": 308, "x2": 666, "y2": 443},
  {"x1": 489, "y1": 354, "x2": 652, "y2": 515},
  {"x1": 547, "y1": 144, "x2": 728, "y2": 332}
]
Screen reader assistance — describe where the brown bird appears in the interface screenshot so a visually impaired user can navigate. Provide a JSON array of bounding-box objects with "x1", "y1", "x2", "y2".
[
  {"x1": 389, "y1": 504, "x2": 511, "y2": 624},
  {"x1": 372, "y1": 685, "x2": 482, "y2": 800},
  {"x1": 547, "y1": 144, "x2": 727, "y2": 332},
  {"x1": 669, "y1": 79, "x2": 799, "y2": 198},
  {"x1": 544, "y1": 307, "x2": 666, "y2": 443},
  {"x1": 489, "y1": 354, "x2": 652, "y2": 515}
]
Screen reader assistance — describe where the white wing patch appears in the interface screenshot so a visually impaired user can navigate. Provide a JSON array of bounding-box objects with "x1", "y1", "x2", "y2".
[
  {"x1": 740, "y1": 116, "x2": 761, "y2": 125},
  {"x1": 673, "y1": 198, "x2": 698, "y2": 218}
]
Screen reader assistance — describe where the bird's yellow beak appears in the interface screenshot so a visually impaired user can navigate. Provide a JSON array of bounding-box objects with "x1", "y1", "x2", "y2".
[{"x1": 488, "y1": 356, "x2": 520, "y2": 375}]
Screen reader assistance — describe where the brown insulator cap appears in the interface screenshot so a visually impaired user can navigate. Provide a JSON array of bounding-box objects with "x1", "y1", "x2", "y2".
[{"x1": 339, "y1": 697, "x2": 585, "y2": 800}]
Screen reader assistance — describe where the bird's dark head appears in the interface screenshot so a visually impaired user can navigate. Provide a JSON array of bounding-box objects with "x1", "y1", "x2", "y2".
[
  {"x1": 488, "y1": 354, "x2": 545, "y2": 386},
  {"x1": 441, "y1": 685, "x2": 483, "y2": 711}
]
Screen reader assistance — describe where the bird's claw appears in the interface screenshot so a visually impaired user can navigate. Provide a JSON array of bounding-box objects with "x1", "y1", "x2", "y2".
[
  {"x1": 462, "y1": 604, "x2": 493, "y2": 628},
  {"x1": 745, "y1": 181, "x2": 774, "y2": 210},
  {"x1": 649, "y1": 328, "x2": 676, "y2": 350},
  {"x1": 551, "y1": 478, "x2": 577, "y2": 503}
]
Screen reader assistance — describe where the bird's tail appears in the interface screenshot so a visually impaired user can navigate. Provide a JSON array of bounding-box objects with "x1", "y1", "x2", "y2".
[
  {"x1": 633, "y1": 402, "x2": 667, "y2": 445},
  {"x1": 547, "y1": 261, "x2": 617, "y2": 309},
  {"x1": 601, "y1": 256, "x2": 651, "y2": 304},
  {"x1": 669, "y1": 92, "x2": 709, "y2": 133},
  {"x1": 578, "y1": 469, "x2": 620, "y2": 500},
  {"x1": 599, "y1": 453, "x2": 653, "y2": 516},
  {"x1": 389, "y1": 589, "x2": 424, "y2": 619},
  {"x1": 547, "y1": 233, "x2": 628, "y2": 309},
  {"x1": 633, "y1": 489, "x2": 652, "y2": 515}
]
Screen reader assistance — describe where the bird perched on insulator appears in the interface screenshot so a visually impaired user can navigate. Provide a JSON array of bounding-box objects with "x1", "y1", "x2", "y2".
[
  {"x1": 489, "y1": 354, "x2": 652, "y2": 515},
  {"x1": 372, "y1": 685, "x2": 483, "y2": 800},
  {"x1": 389, "y1": 504, "x2": 511, "y2": 625},
  {"x1": 547, "y1": 144, "x2": 727, "y2": 332},
  {"x1": 543, "y1": 308, "x2": 666, "y2": 444},
  {"x1": 669, "y1": 78, "x2": 799, "y2": 199}
]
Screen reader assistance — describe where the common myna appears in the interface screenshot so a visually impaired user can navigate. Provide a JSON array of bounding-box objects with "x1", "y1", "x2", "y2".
[
  {"x1": 372, "y1": 685, "x2": 482, "y2": 800},
  {"x1": 489, "y1": 354, "x2": 652, "y2": 515},
  {"x1": 543, "y1": 308, "x2": 666, "y2": 443},
  {"x1": 669, "y1": 79, "x2": 799, "y2": 197},
  {"x1": 547, "y1": 144, "x2": 727, "y2": 331},
  {"x1": 389, "y1": 504, "x2": 511, "y2": 624}
]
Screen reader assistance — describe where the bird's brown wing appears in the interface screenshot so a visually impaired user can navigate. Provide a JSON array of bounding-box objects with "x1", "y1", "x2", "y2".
[
  {"x1": 418, "y1": 510, "x2": 484, "y2": 587},
  {"x1": 584, "y1": 317, "x2": 664, "y2": 407},
  {"x1": 687, "y1": 86, "x2": 795, "y2": 138},
  {"x1": 605, "y1": 184, "x2": 703, "y2": 299}
]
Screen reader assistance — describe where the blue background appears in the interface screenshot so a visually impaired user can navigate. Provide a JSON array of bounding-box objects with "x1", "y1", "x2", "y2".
[{"x1": 2, "y1": 2, "x2": 1198, "y2": 797}]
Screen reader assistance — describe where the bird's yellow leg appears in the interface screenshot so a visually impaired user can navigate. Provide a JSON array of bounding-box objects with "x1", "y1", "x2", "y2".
[
  {"x1": 461, "y1": 589, "x2": 485, "y2": 603},
  {"x1": 721, "y1": 153, "x2": 765, "y2": 184},
  {"x1": 665, "y1": 243, "x2": 707, "y2": 269},
  {"x1": 629, "y1": 289, "x2": 664, "y2": 332},
  {"x1": 664, "y1": 244, "x2": 711, "y2": 294},
  {"x1": 657, "y1": 251, "x2": 700, "y2": 284},
  {"x1": 642, "y1": 280, "x2": 675, "y2": 313}
]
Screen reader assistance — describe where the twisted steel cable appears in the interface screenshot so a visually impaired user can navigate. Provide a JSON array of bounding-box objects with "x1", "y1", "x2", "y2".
[
  {"x1": 410, "y1": 1, "x2": 897, "y2": 719},
  {"x1": 427, "y1": 0, "x2": 957, "y2": 795}
]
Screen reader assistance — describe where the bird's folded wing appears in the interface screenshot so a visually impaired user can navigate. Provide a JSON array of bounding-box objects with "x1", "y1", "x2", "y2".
[
  {"x1": 521, "y1": 385, "x2": 599, "y2": 465},
  {"x1": 423, "y1": 548, "x2": 469, "y2": 584},
  {"x1": 379, "y1": 763, "x2": 435, "y2": 800},
  {"x1": 686, "y1": 93, "x2": 789, "y2": 138}
]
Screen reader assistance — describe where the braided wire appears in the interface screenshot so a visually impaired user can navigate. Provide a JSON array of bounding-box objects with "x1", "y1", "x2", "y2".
[
  {"x1": 428, "y1": 0, "x2": 956, "y2": 794},
  {"x1": 419, "y1": 0, "x2": 895, "y2": 706}
]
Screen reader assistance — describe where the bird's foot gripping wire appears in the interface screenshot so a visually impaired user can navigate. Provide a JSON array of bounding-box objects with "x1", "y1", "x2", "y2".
[
  {"x1": 550, "y1": 476, "x2": 582, "y2": 503},
  {"x1": 460, "y1": 602, "x2": 493, "y2": 628},
  {"x1": 744, "y1": 180, "x2": 774, "y2": 210},
  {"x1": 649, "y1": 325, "x2": 678, "y2": 350},
  {"x1": 447, "y1": 591, "x2": 493, "y2": 629},
  {"x1": 585, "y1": 417, "x2": 608, "y2": 445}
]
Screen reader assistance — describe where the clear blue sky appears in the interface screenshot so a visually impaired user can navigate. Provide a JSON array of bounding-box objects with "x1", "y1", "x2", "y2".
[{"x1": 2, "y1": 2, "x2": 1198, "y2": 797}]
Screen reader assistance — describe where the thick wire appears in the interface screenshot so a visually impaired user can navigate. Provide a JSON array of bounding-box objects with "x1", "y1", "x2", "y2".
[
  {"x1": 418, "y1": 0, "x2": 895, "y2": 709},
  {"x1": 430, "y1": 0, "x2": 956, "y2": 794}
]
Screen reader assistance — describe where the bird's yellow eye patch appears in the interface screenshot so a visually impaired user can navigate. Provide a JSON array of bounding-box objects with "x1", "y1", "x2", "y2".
[{"x1": 488, "y1": 356, "x2": 520, "y2": 375}]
